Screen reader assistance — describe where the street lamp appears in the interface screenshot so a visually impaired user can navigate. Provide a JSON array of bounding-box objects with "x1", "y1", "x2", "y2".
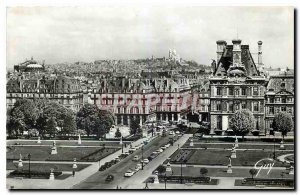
[
  {"x1": 142, "y1": 145, "x2": 144, "y2": 170},
  {"x1": 28, "y1": 153, "x2": 31, "y2": 178},
  {"x1": 121, "y1": 136, "x2": 124, "y2": 153}
]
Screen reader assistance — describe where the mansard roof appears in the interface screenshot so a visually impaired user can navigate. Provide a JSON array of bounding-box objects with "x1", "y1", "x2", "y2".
[
  {"x1": 267, "y1": 75, "x2": 294, "y2": 95},
  {"x1": 214, "y1": 45, "x2": 260, "y2": 77}
]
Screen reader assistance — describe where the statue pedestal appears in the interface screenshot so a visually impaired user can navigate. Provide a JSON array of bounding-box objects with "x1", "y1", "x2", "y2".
[
  {"x1": 289, "y1": 166, "x2": 294, "y2": 175},
  {"x1": 227, "y1": 165, "x2": 232, "y2": 173},
  {"x1": 37, "y1": 137, "x2": 41, "y2": 144},
  {"x1": 231, "y1": 150, "x2": 236, "y2": 159},
  {"x1": 78, "y1": 134, "x2": 82, "y2": 145},
  {"x1": 18, "y1": 159, "x2": 23, "y2": 168},
  {"x1": 49, "y1": 172, "x2": 55, "y2": 180},
  {"x1": 280, "y1": 140, "x2": 284, "y2": 149},
  {"x1": 189, "y1": 139, "x2": 194, "y2": 147},
  {"x1": 51, "y1": 147, "x2": 57, "y2": 155},
  {"x1": 153, "y1": 174, "x2": 159, "y2": 184}
]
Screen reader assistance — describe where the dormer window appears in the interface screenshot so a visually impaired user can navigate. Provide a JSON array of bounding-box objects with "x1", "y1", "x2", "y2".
[{"x1": 281, "y1": 83, "x2": 286, "y2": 89}]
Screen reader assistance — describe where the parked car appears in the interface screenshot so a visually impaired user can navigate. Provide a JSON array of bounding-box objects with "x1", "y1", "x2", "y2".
[
  {"x1": 175, "y1": 130, "x2": 180, "y2": 134},
  {"x1": 105, "y1": 175, "x2": 114, "y2": 182},
  {"x1": 143, "y1": 158, "x2": 150, "y2": 164},
  {"x1": 133, "y1": 155, "x2": 139, "y2": 161},
  {"x1": 124, "y1": 170, "x2": 135, "y2": 177},
  {"x1": 129, "y1": 147, "x2": 137, "y2": 153},
  {"x1": 165, "y1": 143, "x2": 171, "y2": 148},
  {"x1": 169, "y1": 131, "x2": 175, "y2": 135},
  {"x1": 156, "y1": 148, "x2": 163, "y2": 153},
  {"x1": 161, "y1": 146, "x2": 167, "y2": 150},
  {"x1": 136, "y1": 163, "x2": 142, "y2": 170},
  {"x1": 115, "y1": 157, "x2": 120, "y2": 162}
]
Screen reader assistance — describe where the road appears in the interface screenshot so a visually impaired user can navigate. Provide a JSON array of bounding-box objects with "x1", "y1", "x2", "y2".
[
  {"x1": 73, "y1": 134, "x2": 176, "y2": 189},
  {"x1": 73, "y1": 134, "x2": 191, "y2": 189}
]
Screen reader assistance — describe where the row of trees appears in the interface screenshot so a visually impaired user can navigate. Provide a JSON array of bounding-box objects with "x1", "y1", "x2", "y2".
[
  {"x1": 7, "y1": 99, "x2": 115, "y2": 138},
  {"x1": 229, "y1": 109, "x2": 293, "y2": 139}
]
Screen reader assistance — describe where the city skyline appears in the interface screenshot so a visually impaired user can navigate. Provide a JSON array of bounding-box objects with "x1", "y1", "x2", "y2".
[{"x1": 7, "y1": 7, "x2": 294, "y2": 69}]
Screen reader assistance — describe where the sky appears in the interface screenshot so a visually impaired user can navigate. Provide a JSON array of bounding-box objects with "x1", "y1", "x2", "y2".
[{"x1": 6, "y1": 6, "x2": 294, "y2": 69}]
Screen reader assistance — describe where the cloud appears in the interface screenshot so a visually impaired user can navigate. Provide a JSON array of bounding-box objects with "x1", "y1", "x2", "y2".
[{"x1": 7, "y1": 6, "x2": 294, "y2": 69}]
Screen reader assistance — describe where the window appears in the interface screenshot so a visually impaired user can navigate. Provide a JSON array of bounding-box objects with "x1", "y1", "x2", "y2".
[
  {"x1": 235, "y1": 89, "x2": 239, "y2": 96},
  {"x1": 281, "y1": 83, "x2": 286, "y2": 89},
  {"x1": 270, "y1": 97, "x2": 274, "y2": 103},
  {"x1": 118, "y1": 107, "x2": 120, "y2": 113},
  {"x1": 282, "y1": 98, "x2": 286, "y2": 103},
  {"x1": 241, "y1": 88, "x2": 246, "y2": 96},
  {"x1": 229, "y1": 88, "x2": 234, "y2": 95},
  {"x1": 281, "y1": 107, "x2": 286, "y2": 112},
  {"x1": 242, "y1": 102, "x2": 246, "y2": 109},
  {"x1": 269, "y1": 107, "x2": 274, "y2": 114},
  {"x1": 253, "y1": 87, "x2": 258, "y2": 96},
  {"x1": 217, "y1": 116, "x2": 222, "y2": 130},
  {"x1": 216, "y1": 101, "x2": 221, "y2": 111},
  {"x1": 229, "y1": 102, "x2": 234, "y2": 112},
  {"x1": 253, "y1": 102, "x2": 259, "y2": 112},
  {"x1": 217, "y1": 88, "x2": 221, "y2": 96}
]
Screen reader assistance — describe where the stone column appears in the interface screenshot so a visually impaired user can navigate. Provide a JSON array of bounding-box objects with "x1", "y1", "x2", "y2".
[{"x1": 172, "y1": 114, "x2": 174, "y2": 121}]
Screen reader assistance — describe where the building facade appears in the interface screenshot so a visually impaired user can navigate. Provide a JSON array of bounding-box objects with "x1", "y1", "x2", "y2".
[
  {"x1": 265, "y1": 74, "x2": 294, "y2": 135},
  {"x1": 209, "y1": 39, "x2": 267, "y2": 135},
  {"x1": 7, "y1": 75, "x2": 83, "y2": 112}
]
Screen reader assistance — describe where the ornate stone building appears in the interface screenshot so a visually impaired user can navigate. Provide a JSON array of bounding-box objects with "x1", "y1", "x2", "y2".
[
  {"x1": 209, "y1": 39, "x2": 267, "y2": 135},
  {"x1": 6, "y1": 75, "x2": 83, "y2": 111},
  {"x1": 265, "y1": 73, "x2": 294, "y2": 135}
]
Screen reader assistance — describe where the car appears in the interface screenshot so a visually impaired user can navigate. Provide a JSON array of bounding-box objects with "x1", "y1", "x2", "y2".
[
  {"x1": 134, "y1": 166, "x2": 140, "y2": 172},
  {"x1": 129, "y1": 147, "x2": 137, "y2": 153},
  {"x1": 165, "y1": 143, "x2": 171, "y2": 148},
  {"x1": 143, "y1": 158, "x2": 150, "y2": 164},
  {"x1": 115, "y1": 157, "x2": 120, "y2": 162},
  {"x1": 175, "y1": 130, "x2": 180, "y2": 134},
  {"x1": 136, "y1": 163, "x2": 142, "y2": 170},
  {"x1": 105, "y1": 175, "x2": 114, "y2": 182},
  {"x1": 152, "y1": 151, "x2": 158, "y2": 155},
  {"x1": 156, "y1": 148, "x2": 163, "y2": 153},
  {"x1": 169, "y1": 131, "x2": 174, "y2": 135},
  {"x1": 124, "y1": 170, "x2": 135, "y2": 177},
  {"x1": 160, "y1": 146, "x2": 166, "y2": 150},
  {"x1": 133, "y1": 155, "x2": 139, "y2": 161},
  {"x1": 149, "y1": 153, "x2": 158, "y2": 160}
]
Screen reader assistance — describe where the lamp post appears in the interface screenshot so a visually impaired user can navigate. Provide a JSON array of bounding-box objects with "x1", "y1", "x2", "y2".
[
  {"x1": 180, "y1": 161, "x2": 183, "y2": 184},
  {"x1": 28, "y1": 153, "x2": 31, "y2": 178},
  {"x1": 121, "y1": 136, "x2": 124, "y2": 153},
  {"x1": 142, "y1": 145, "x2": 144, "y2": 170}
]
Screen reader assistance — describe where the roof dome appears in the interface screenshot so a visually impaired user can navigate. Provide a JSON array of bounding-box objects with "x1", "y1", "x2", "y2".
[{"x1": 26, "y1": 64, "x2": 43, "y2": 68}]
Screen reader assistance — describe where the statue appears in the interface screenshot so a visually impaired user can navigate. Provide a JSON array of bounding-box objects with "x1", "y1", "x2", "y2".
[{"x1": 211, "y1": 59, "x2": 216, "y2": 73}]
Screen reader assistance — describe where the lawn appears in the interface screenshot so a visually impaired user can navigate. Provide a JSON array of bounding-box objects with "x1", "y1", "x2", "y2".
[
  {"x1": 169, "y1": 166, "x2": 294, "y2": 179},
  {"x1": 170, "y1": 149, "x2": 293, "y2": 167},
  {"x1": 182, "y1": 143, "x2": 294, "y2": 150},
  {"x1": 7, "y1": 146, "x2": 118, "y2": 162},
  {"x1": 7, "y1": 160, "x2": 90, "y2": 172},
  {"x1": 7, "y1": 140, "x2": 126, "y2": 147}
]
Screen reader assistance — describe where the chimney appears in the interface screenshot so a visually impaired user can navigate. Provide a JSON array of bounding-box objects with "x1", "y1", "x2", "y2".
[
  {"x1": 258, "y1": 41, "x2": 263, "y2": 65},
  {"x1": 232, "y1": 39, "x2": 242, "y2": 66},
  {"x1": 216, "y1": 40, "x2": 227, "y2": 64}
]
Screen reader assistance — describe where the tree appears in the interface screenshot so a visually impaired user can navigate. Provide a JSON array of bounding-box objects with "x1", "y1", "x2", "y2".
[
  {"x1": 249, "y1": 168, "x2": 258, "y2": 179},
  {"x1": 115, "y1": 128, "x2": 122, "y2": 138},
  {"x1": 45, "y1": 117, "x2": 57, "y2": 137},
  {"x1": 157, "y1": 165, "x2": 166, "y2": 175},
  {"x1": 130, "y1": 118, "x2": 140, "y2": 135},
  {"x1": 96, "y1": 110, "x2": 115, "y2": 138},
  {"x1": 229, "y1": 109, "x2": 255, "y2": 140},
  {"x1": 76, "y1": 104, "x2": 100, "y2": 136},
  {"x1": 200, "y1": 168, "x2": 208, "y2": 177},
  {"x1": 62, "y1": 112, "x2": 77, "y2": 135},
  {"x1": 273, "y1": 112, "x2": 293, "y2": 139}
]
